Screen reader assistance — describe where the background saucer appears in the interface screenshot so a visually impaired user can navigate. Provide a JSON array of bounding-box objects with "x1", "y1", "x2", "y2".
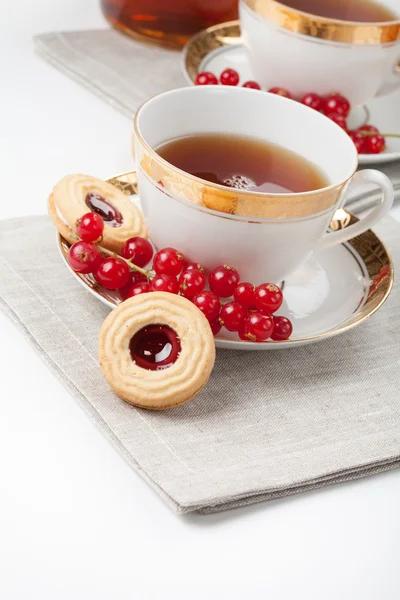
[
  {"x1": 57, "y1": 171, "x2": 393, "y2": 351},
  {"x1": 182, "y1": 21, "x2": 400, "y2": 165}
]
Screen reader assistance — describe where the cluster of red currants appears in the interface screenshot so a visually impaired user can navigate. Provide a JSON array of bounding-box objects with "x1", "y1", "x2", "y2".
[
  {"x1": 195, "y1": 67, "x2": 261, "y2": 91},
  {"x1": 205, "y1": 272, "x2": 293, "y2": 342},
  {"x1": 195, "y1": 68, "x2": 387, "y2": 155},
  {"x1": 67, "y1": 212, "x2": 293, "y2": 342},
  {"x1": 286, "y1": 89, "x2": 385, "y2": 155}
]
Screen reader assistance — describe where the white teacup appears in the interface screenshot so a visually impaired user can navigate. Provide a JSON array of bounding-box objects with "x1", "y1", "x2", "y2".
[
  {"x1": 240, "y1": 0, "x2": 400, "y2": 106},
  {"x1": 133, "y1": 86, "x2": 393, "y2": 284}
]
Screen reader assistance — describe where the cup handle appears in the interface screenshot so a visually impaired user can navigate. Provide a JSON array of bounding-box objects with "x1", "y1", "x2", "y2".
[{"x1": 318, "y1": 169, "x2": 394, "y2": 251}]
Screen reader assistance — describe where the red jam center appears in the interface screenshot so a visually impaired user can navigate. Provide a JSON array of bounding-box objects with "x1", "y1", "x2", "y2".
[
  {"x1": 129, "y1": 325, "x2": 181, "y2": 371},
  {"x1": 85, "y1": 193, "x2": 123, "y2": 227}
]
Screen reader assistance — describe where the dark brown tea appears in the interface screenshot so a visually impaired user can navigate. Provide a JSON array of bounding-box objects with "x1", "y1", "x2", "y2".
[
  {"x1": 278, "y1": 0, "x2": 398, "y2": 22},
  {"x1": 156, "y1": 133, "x2": 328, "y2": 194}
]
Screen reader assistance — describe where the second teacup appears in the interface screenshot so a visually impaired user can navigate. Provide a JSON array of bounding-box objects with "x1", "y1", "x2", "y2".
[{"x1": 240, "y1": 0, "x2": 400, "y2": 106}]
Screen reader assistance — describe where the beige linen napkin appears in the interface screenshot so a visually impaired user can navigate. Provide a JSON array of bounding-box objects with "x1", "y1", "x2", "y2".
[
  {"x1": 1, "y1": 215, "x2": 400, "y2": 514},
  {"x1": 34, "y1": 29, "x2": 186, "y2": 117}
]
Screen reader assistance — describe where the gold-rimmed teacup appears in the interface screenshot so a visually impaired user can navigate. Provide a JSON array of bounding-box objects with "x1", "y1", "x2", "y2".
[
  {"x1": 240, "y1": 0, "x2": 400, "y2": 105},
  {"x1": 133, "y1": 86, "x2": 394, "y2": 284}
]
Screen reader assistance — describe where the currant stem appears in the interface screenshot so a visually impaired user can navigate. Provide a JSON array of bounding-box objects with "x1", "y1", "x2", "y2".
[
  {"x1": 98, "y1": 245, "x2": 154, "y2": 278},
  {"x1": 358, "y1": 131, "x2": 400, "y2": 138}
]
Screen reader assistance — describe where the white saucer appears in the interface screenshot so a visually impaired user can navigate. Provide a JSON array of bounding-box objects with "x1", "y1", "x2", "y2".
[
  {"x1": 182, "y1": 21, "x2": 400, "y2": 165},
  {"x1": 57, "y1": 171, "x2": 393, "y2": 351}
]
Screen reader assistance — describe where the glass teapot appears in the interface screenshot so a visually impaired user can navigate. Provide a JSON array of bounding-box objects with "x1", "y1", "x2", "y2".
[{"x1": 101, "y1": 0, "x2": 238, "y2": 48}]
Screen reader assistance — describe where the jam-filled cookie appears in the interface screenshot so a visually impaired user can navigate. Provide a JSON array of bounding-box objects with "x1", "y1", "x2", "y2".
[
  {"x1": 99, "y1": 292, "x2": 216, "y2": 410},
  {"x1": 48, "y1": 174, "x2": 147, "y2": 254}
]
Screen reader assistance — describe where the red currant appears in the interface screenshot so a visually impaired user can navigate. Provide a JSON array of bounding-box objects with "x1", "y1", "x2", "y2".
[
  {"x1": 209, "y1": 265, "x2": 240, "y2": 298},
  {"x1": 67, "y1": 241, "x2": 102, "y2": 274},
  {"x1": 300, "y1": 92, "x2": 323, "y2": 111},
  {"x1": 192, "y1": 291, "x2": 220, "y2": 321},
  {"x1": 357, "y1": 124, "x2": 379, "y2": 134},
  {"x1": 240, "y1": 312, "x2": 274, "y2": 342},
  {"x1": 348, "y1": 130, "x2": 367, "y2": 154},
  {"x1": 268, "y1": 87, "x2": 292, "y2": 98},
  {"x1": 179, "y1": 269, "x2": 206, "y2": 298},
  {"x1": 242, "y1": 80, "x2": 261, "y2": 90},
  {"x1": 131, "y1": 271, "x2": 148, "y2": 284},
  {"x1": 254, "y1": 283, "x2": 283, "y2": 314},
  {"x1": 119, "y1": 272, "x2": 149, "y2": 300},
  {"x1": 325, "y1": 112, "x2": 347, "y2": 130},
  {"x1": 271, "y1": 315, "x2": 293, "y2": 341},
  {"x1": 219, "y1": 301, "x2": 247, "y2": 332},
  {"x1": 184, "y1": 262, "x2": 205, "y2": 273},
  {"x1": 75, "y1": 212, "x2": 104, "y2": 242},
  {"x1": 94, "y1": 257, "x2": 130, "y2": 290},
  {"x1": 121, "y1": 237, "x2": 153, "y2": 268},
  {"x1": 153, "y1": 247, "x2": 184, "y2": 277},
  {"x1": 220, "y1": 68, "x2": 240, "y2": 86},
  {"x1": 238, "y1": 323, "x2": 250, "y2": 341},
  {"x1": 233, "y1": 282, "x2": 256, "y2": 309},
  {"x1": 149, "y1": 274, "x2": 179, "y2": 294},
  {"x1": 365, "y1": 133, "x2": 386, "y2": 154},
  {"x1": 209, "y1": 318, "x2": 222, "y2": 336},
  {"x1": 323, "y1": 93, "x2": 350, "y2": 117},
  {"x1": 195, "y1": 71, "x2": 218, "y2": 86},
  {"x1": 120, "y1": 280, "x2": 149, "y2": 299}
]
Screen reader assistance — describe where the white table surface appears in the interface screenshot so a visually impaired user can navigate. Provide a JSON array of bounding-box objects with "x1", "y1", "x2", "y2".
[{"x1": 1, "y1": 2, "x2": 400, "y2": 599}]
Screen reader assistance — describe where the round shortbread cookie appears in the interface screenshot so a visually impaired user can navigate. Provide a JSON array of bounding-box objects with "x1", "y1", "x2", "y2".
[
  {"x1": 48, "y1": 174, "x2": 147, "y2": 253},
  {"x1": 98, "y1": 292, "x2": 216, "y2": 410}
]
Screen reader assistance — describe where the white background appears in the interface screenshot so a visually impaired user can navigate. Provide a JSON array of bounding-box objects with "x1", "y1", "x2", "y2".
[{"x1": 1, "y1": 1, "x2": 400, "y2": 598}]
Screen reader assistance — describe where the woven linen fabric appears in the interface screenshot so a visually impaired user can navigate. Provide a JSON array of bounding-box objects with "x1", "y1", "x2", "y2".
[
  {"x1": 34, "y1": 29, "x2": 187, "y2": 117},
  {"x1": 1, "y1": 215, "x2": 400, "y2": 514}
]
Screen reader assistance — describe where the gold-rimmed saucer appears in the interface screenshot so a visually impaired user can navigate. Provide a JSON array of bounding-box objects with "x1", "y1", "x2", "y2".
[
  {"x1": 56, "y1": 170, "x2": 393, "y2": 351},
  {"x1": 182, "y1": 21, "x2": 400, "y2": 165}
]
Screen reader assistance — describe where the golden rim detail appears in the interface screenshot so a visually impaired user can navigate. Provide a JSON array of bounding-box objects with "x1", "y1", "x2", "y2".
[{"x1": 242, "y1": 0, "x2": 400, "y2": 44}]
